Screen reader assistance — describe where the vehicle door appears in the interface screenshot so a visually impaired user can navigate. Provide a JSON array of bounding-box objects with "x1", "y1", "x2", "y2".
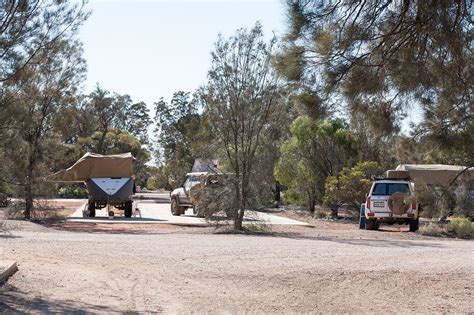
[{"x1": 181, "y1": 176, "x2": 200, "y2": 204}]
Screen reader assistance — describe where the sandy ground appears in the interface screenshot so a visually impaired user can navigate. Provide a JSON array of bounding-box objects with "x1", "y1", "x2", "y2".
[{"x1": 0, "y1": 203, "x2": 473, "y2": 313}]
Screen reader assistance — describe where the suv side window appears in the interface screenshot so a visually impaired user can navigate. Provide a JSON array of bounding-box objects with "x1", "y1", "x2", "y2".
[{"x1": 184, "y1": 176, "x2": 200, "y2": 190}]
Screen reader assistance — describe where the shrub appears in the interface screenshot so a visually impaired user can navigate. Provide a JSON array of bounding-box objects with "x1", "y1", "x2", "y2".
[
  {"x1": 446, "y1": 216, "x2": 474, "y2": 239},
  {"x1": 58, "y1": 185, "x2": 88, "y2": 198},
  {"x1": 314, "y1": 210, "x2": 328, "y2": 219},
  {"x1": 419, "y1": 222, "x2": 445, "y2": 237},
  {"x1": 324, "y1": 161, "x2": 384, "y2": 212}
]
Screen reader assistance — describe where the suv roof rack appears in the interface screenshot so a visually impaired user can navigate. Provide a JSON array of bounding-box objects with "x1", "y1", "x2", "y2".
[{"x1": 372, "y1": 175, "x2": 411, "y2": 181}]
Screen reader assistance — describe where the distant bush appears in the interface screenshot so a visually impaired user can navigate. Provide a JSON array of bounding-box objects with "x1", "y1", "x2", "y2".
[
  {"x1": 314, "y1": 209, "x2": 328, "y2": 219},
  {"x1": 446, "y1": 216, "x2": 473, "y2": 239},
  {"x1": 416, "y1": 179, "x2": 474, "y2": 221},
  {"x1": 324, "y1": 161, "x2": 385, "y2": 214},
  {"x1": 58, "y1": 185, "x2": 88, "y2": 198}
]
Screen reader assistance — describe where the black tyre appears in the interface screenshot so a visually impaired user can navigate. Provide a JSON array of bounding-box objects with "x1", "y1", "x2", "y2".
[
  {"x1": 124, "y1": 201, "x2": 133, "y2": 218},
  {"x1": 171, "y1": 198, "x2": 180, "y2": 216},
  {"x1": 88, "y1": 202, "x2": 96, "y2": 217},
  {"x1": 365, "y1": 219, "x2": 377, "y2": 230},
  {"x1": 409, "y1": 218, "x2": 419, "y2": 232}
]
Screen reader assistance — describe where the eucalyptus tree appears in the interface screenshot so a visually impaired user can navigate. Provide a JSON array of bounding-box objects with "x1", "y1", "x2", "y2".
[
  {"x1": 1, "y1": 39, "x2": 86, "y2": 218},
  {"x1": 0, "y1": 0, "x2": 89, "y2": 83},
  {"x1": 201, "y1": 23, "x2": 282, "y2": 230},
  {"x1": 277, "y1": 0, "x2": 473, "y2": 164}
]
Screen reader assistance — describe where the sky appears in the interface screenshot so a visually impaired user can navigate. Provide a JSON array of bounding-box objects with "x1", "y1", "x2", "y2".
[
  {"x1": 78, "y1": 0, "x2": 420, "y2": 132},
  {"x1": 78, "y1": 0, "x2": 286, "y2": 110}
]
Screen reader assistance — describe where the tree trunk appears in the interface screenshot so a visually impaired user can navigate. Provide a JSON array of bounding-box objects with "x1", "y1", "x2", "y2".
[
  {"x1": 234, "y1": 208, "x2": 245, "y2": 230},
  {"x1": 308, "y1": 199, "x2": 315, "y2": 213},
  {"x1": 24, "y1": 161, "x2": 34, "y2": 220},
  {"x1": 97, "y1": 129, "x2": 107, "y2": 154}
]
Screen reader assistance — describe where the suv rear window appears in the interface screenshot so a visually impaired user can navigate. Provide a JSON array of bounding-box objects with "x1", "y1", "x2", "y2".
[{"x1": 372, "y1": 183, "x2": 410, "y2": 196}]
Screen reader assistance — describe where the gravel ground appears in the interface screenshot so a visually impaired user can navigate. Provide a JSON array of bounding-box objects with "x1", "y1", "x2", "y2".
[{"x1": 1, "y1": 216, "x2": 473, "y2": 314}]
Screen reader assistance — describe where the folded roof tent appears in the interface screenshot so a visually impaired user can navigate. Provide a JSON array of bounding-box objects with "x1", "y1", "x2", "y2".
[
  {"x1": 395, "y1": 164, "x2": 474, "y2": 186},
  {"x1": 50, "y1": 152, "x2": 136, "y2": 218},
  {"x1": 50, "y1": 152, "x2": 135, "y2": 182}
]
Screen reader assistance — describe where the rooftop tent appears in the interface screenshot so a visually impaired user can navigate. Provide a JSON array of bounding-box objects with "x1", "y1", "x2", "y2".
[
  {"x1": 50, "y1": 152, "x2": 135, "y2": 182},
  {"x1": 192, "y1": 159, "x2": 218, "y2": 173},
  {"x1": 395, "y1": 164, "x2": 474, "y2": 186}
]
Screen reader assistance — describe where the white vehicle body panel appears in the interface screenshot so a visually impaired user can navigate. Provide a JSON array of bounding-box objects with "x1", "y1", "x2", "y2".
[{"x1": 365, "y1": 180, "x2": 418, "y2": 220}]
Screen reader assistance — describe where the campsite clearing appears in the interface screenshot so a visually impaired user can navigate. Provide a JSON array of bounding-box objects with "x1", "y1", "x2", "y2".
[{"x1": 1, "y1": 201, "x2": 473, "y2": 313}]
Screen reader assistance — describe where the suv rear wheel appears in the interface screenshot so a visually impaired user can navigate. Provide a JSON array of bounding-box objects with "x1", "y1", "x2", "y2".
[{"x1": 365, "y1": 219, "x2": 377, "y2": 230}]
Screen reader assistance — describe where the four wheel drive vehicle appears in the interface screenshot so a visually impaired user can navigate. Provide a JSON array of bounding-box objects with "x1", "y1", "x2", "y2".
[
  {"x1": 364, "y1": 170, "x2": 420, "y2": 231},
  {"x1": 50, "y1": 152, "x2": 136, "y2": 218},
  {"x1": 170, "y1": 172, "x2": 206, "y2": 216}
]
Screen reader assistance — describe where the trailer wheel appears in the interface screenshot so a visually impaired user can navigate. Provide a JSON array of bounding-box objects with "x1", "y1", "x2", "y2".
[
  {"x1": 124, "y1": 201, "x2": 133, "y2": 218},
  {"x1": 409, "y1": 218, "x2": 419, "y2": 232},
  {"x1": 88, "y1": 202, "x2": 96, "y2": 217}
]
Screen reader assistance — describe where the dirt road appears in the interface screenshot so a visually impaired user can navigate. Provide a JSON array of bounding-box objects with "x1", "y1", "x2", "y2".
[{"x1": 1, "y1": 219, "x2": 472, "y2": 314}]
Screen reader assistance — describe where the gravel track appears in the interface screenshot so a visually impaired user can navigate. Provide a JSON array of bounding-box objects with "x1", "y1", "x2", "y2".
[{"x1": 0, "y1": 219, "x2": 473, "y2": 314}]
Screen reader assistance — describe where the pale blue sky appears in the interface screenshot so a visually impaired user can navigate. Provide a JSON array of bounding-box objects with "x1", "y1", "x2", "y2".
[{"x1": 79, "y1": 0, "x2": 285, "y2": 109}]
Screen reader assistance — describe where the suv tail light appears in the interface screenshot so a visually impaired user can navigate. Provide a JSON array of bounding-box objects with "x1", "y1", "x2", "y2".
[
  {"x1": 366, "y1": 196, "x2": 371, "y2": 210},
  {"x1": 411, "y1": 203, "x2": 417, "y2": 210}
]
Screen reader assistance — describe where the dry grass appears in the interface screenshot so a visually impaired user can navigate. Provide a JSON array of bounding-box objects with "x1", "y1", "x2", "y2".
[{"x1": 419, "y1": 222, "x2": 446, "y2": 237}]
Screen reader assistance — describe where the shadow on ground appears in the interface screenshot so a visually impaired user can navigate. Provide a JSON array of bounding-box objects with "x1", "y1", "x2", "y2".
[
  {"x1": 0, "y1": 284, "x2": 159, "y2": 314},
  {"x1": 46, "y1": 222, "x2": 212, "y2": 234},
  {"x1": 247, "y1": 232, "x2": 445, "y2": 248}
]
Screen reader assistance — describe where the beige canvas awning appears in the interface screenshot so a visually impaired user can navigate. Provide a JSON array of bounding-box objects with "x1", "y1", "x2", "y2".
[
  {"x1": 395, "y1": 164, "x2": 474, "y2": 186},
  {"x1": 50, "y1": 152, "x2": 135, "y2": 182}
]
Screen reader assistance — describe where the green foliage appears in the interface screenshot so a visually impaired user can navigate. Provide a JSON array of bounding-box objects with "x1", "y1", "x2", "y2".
[
  {"x1": 275, "y1": 116, "x2": 352, "y2": 212},
  {"x1": 152, "y1": 91, "x2": 204, "y2": 188},
  {"x1": 446, "y1": 217, "x2": 474, "y2": 239},
  {"x1": 279, "y1": 0, "x2": 473, "y2": 166},
  {"x1": 415, "y1": 179, "x2": 474, "y2": 221},
  {"x1": 201, "y1": 22, "x2": 282, "y2": 229},
  {"x1": 58, "y1": 185, "x2": 88, "y2": 199},
  {"x1": 324, "y1": 161, "x2": 384, "y2": 210}
]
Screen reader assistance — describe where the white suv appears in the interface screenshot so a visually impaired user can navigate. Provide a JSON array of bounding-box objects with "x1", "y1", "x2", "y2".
[
  {"x1": 365, "y1": 178, "x2": 419, "y2": 231},
  {"x1": 170, "y1": 172, "x2": 206, "y2": 216}
]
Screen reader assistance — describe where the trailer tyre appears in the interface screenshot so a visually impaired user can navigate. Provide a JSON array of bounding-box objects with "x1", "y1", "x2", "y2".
[
  {"x1": 124, "y1": 201, "x2": 133, "y2": 218},
  {"x1": 409, "y1": 218, "x2": 419, "y2": 232},
  {"x1": 88, "y1": 202, "x2": 96, "y2": 218}
]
